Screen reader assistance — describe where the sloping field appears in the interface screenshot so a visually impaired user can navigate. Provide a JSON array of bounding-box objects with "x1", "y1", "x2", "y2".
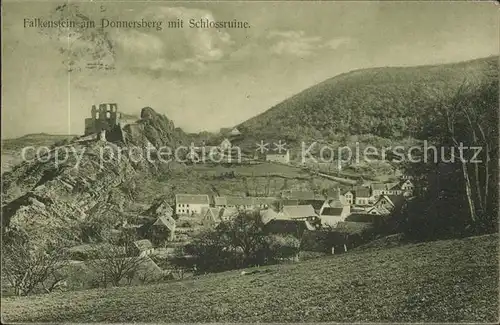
[{"x1": 2, "y1": 234, "x2": 498, "y2": 323}]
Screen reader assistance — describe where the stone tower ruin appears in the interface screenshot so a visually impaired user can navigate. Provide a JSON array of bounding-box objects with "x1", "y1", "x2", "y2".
[{"x1": 84, "y1": 103, "x2": 120, "y2": 135}]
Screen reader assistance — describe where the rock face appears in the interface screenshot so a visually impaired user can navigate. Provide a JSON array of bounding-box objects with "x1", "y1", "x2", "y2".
[{"x1": 1, "y1": 107, "x2": 186, "y2": 246}]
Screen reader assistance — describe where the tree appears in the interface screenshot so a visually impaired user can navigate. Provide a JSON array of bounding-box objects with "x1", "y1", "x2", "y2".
[
  {"x1": 398, "y1": 77, "x2": 498, "y2": 238},
  {"x1": 86, "y1": 244, "x2": 148, "y2": 287},
  {"x1": 175, "y1": 211, "x2": 289, "y2": 273},
  {"x1": 1, "y1": 238, "x2": 68, "y2": 296}
]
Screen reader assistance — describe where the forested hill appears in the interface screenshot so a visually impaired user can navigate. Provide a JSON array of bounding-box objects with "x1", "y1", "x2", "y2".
[{"x1": 237, "y1": 56, "x2": 498, "y2": 141}]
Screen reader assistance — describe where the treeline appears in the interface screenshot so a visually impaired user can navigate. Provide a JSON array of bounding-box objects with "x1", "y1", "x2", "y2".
[{"x1": 238, "y1": 56, "x2": 497, "y2": 142}]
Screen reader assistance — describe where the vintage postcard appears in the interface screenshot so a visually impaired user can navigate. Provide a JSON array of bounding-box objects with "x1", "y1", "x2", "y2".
[{"x1": 1, "y1": 0, "x2": 499, "y2": 323}]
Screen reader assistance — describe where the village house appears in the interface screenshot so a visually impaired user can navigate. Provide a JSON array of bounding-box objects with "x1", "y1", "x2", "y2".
[
  {"x1": 281, "y1": 205, "x2": 318, "y2": 221},
  {"x1": 320, "y1": 196, "x2": 351, "y2": 218},
  {"x1": 370, "y1": 183, "x2": 387, "y2": 198},
  {"x1": 203, "y1": 207, "x2": 239, "y2": 225},
  {"x1": 143, "y1": 199, "x2": 174, "y2": 219},
  {"x1": 266, "y1": 150, "x2": 290, "y2": 164},
  {"x1": 215, "y1": 196, "x2": 278, "y2": 211},
  {"x1": 263, "y1": 218, "x2": 316, "y2": 238},
  {"x1": 175, "y1": 194, "x2": 210, "y2": 215},
  {"x1": 343, "y1": 190, "x2": 354, "y2": 205},
  {"x1": 214, "y1": 196, "x2": 253, "y2": 210},
  {"x1": 398, "y1": 179, "x2": 415, "y2": 196},
  {"x1": 151, "y1": 215, "x2": 176, "y2": 244},
  {"x1": 354, "y1": 187, "x2": 371, "y2": 206},
  {"x1": 296, "y1": 199, "x2": 326, "y2": 214},
  {"x1": 384, "y1": 182, "x2": 402, "y2": 196},
  {"x1": 370, "y1": 194, "x2": 406, "y2": 215},
  {"x1": 253, "y1": 197, "x2": 278, "y2": 209},
  {"x1": 131, "y1": 239, "x2": 155, "y2": 257},
  {"x1": 318, "y1": 207, "x2": 346, "y2": 228}
]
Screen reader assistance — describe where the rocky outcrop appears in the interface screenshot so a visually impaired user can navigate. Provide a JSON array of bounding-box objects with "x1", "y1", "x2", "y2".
[{"x1": 1, "y1": 107, "x2": 187, "y2": 246}]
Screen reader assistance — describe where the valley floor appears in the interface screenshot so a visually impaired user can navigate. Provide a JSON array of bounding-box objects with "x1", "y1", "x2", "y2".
[{"x1": 1, "y1": 234, "x2": 498, "y2": 323}]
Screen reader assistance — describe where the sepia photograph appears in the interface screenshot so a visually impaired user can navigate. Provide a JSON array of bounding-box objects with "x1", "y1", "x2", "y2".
[{"x1": 1, "y1": 0, "x2": 499, "y2": 323}]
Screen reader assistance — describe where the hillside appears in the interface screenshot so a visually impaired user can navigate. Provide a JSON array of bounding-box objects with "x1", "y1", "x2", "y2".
[
  {"x1": 0, "y1": 107, "x2": 189, "y2": 247},
  {"x1": 2, "y1": 233, "x2": 498, "y2": 323},
  {"x1": 1, "y1": 134, "x2": 77, "y2": 173},
  {"x1": 237, "y1": 56, "x2": 498, "y2": 142}
]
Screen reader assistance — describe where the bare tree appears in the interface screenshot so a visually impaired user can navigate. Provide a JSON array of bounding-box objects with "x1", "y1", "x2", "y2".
[
  {"x1": 1, "y1": 239, "x2": 68, "y2": 296},
  {"x1": 86, "y1": 244, "x2": 148, "y2": 287},
  {"x1": 441, "y1": 81, "x2": 477, "y2": 224}
]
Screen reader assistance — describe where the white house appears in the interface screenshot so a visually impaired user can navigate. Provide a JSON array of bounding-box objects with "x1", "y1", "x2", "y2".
[
  {"x1": 318, "y1": 207, "x2": 346, "y2": 228},
  {"x1": 343, "y1": 190, "x2": 354, "y2": 205},
  {"x1": 320, "y1": 197, "x2": 351, "y2": 219},
  {"x1": 266, "y1": 150, "x2": 290, "y2": 164},
  {"x1": 354, "y1": 187, "x2": 371, "y2": 206},
  {"x1": 175, "y1": 194, "x2": 210, "y2": 215}
]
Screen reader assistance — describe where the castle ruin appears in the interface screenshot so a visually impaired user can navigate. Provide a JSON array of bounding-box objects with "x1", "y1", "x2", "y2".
[{"x1": 84, "y1": 103, "x2": 138, "y2": 138}]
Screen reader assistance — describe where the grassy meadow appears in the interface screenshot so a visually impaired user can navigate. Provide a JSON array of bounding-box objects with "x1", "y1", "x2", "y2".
[{"x1": 2, "y1": 233, "x2": 497, "y2": 323}]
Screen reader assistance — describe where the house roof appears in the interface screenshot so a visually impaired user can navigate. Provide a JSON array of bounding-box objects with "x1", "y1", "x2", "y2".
[
  {"x1": 153, "y1": 216, "x2": 176, "y2": 230},
  {"x1": 175, "y1": 194, "x2": 210, "y2": 205},
  {"x1": 282, "y1": 205, "x2": 317, "y2": 218},
  {"x1": 282, "y1": 199, "x2": 300, "y2": 206},
  {"x1": 385, "y1": 195, "x2": 406, "y2": 209},
  {"x1": 260, "y1": 208, "x2": 279, "y2": 224},
  {"x1": 327, "y1": 198, "x2": 345, "y2": 209},
  {"x1": 227, "y1": 196, "x2": 256, "y2": 206},
  {"x1": 370, "y1": 183, "x2": 387, "y2": 191},
  {"x1": 298, "y1": 199, "x2": 326, "y2": 211},
  {"x1": 221, "y1": 207, "x2": 239, "y2": 219},
  {"x1": 325, "y1": 188, "x2": 342, "y2": 199},
  {"x1": 321, "y1": 207, "x2": 344, "y2": 216},
  {"x1": 215, "y1": 196, "x2": 278, "y2": 207},
  {"x1": 264, "y1": 219, "x2": 316, "y2": 235},
  {"x1": 133, "y1": 239, "x2": 153, "y2": 251},
  {"x1": 204, "y1": 207, "x2": 223, "y2": 222},
  {"x1": 355, "y1": 187, "x2": 371, "y2": 198},
  {"x1": 253, "y1": 197, "x2": 278, "y2": 206},
  {"x1": 387, "y1": 182, "x2": 402, "y2": 191},
  {"x1": 214, "y1": 197, "x2": 227, "y2": 206},
  {"x1": 143, "y1": 199, "x2": 173, "y2": 217}
]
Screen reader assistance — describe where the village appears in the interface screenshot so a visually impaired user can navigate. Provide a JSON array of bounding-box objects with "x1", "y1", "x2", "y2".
[{"x1": 76, "y1": 103, "x2": 419, "y2": 270}]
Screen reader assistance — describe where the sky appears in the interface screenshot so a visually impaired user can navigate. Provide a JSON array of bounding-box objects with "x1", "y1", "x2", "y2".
[{"x1": 2, "y1": 0, "x2": 498, "y2": 138}]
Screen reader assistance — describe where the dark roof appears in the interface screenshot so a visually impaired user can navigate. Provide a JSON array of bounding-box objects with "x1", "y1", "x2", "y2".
[
  {"x1": 264, "y1": 219, "x2": 315, "y2": 236},
  {"x1": 385, "y1": 195, "x2": 406, "y2": 210},
  {"x1": 321, "y1": 207, "x2": 343, "y2": 216},
  {"x1": 355, "y1": 187, "x2": 371, "y2": 198},
  {"x1": 282, "y1": 199, "x2": 300, "y2": 206},
  {"x1": 153, "y1": 216, "x2": 176, "y2": 230},
  {"x1": 370, "y1": 183, "x2": 387, "y2": 191},
  {"x1": 142, "y1": 199, "x2": 173, "y2": 217}
]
